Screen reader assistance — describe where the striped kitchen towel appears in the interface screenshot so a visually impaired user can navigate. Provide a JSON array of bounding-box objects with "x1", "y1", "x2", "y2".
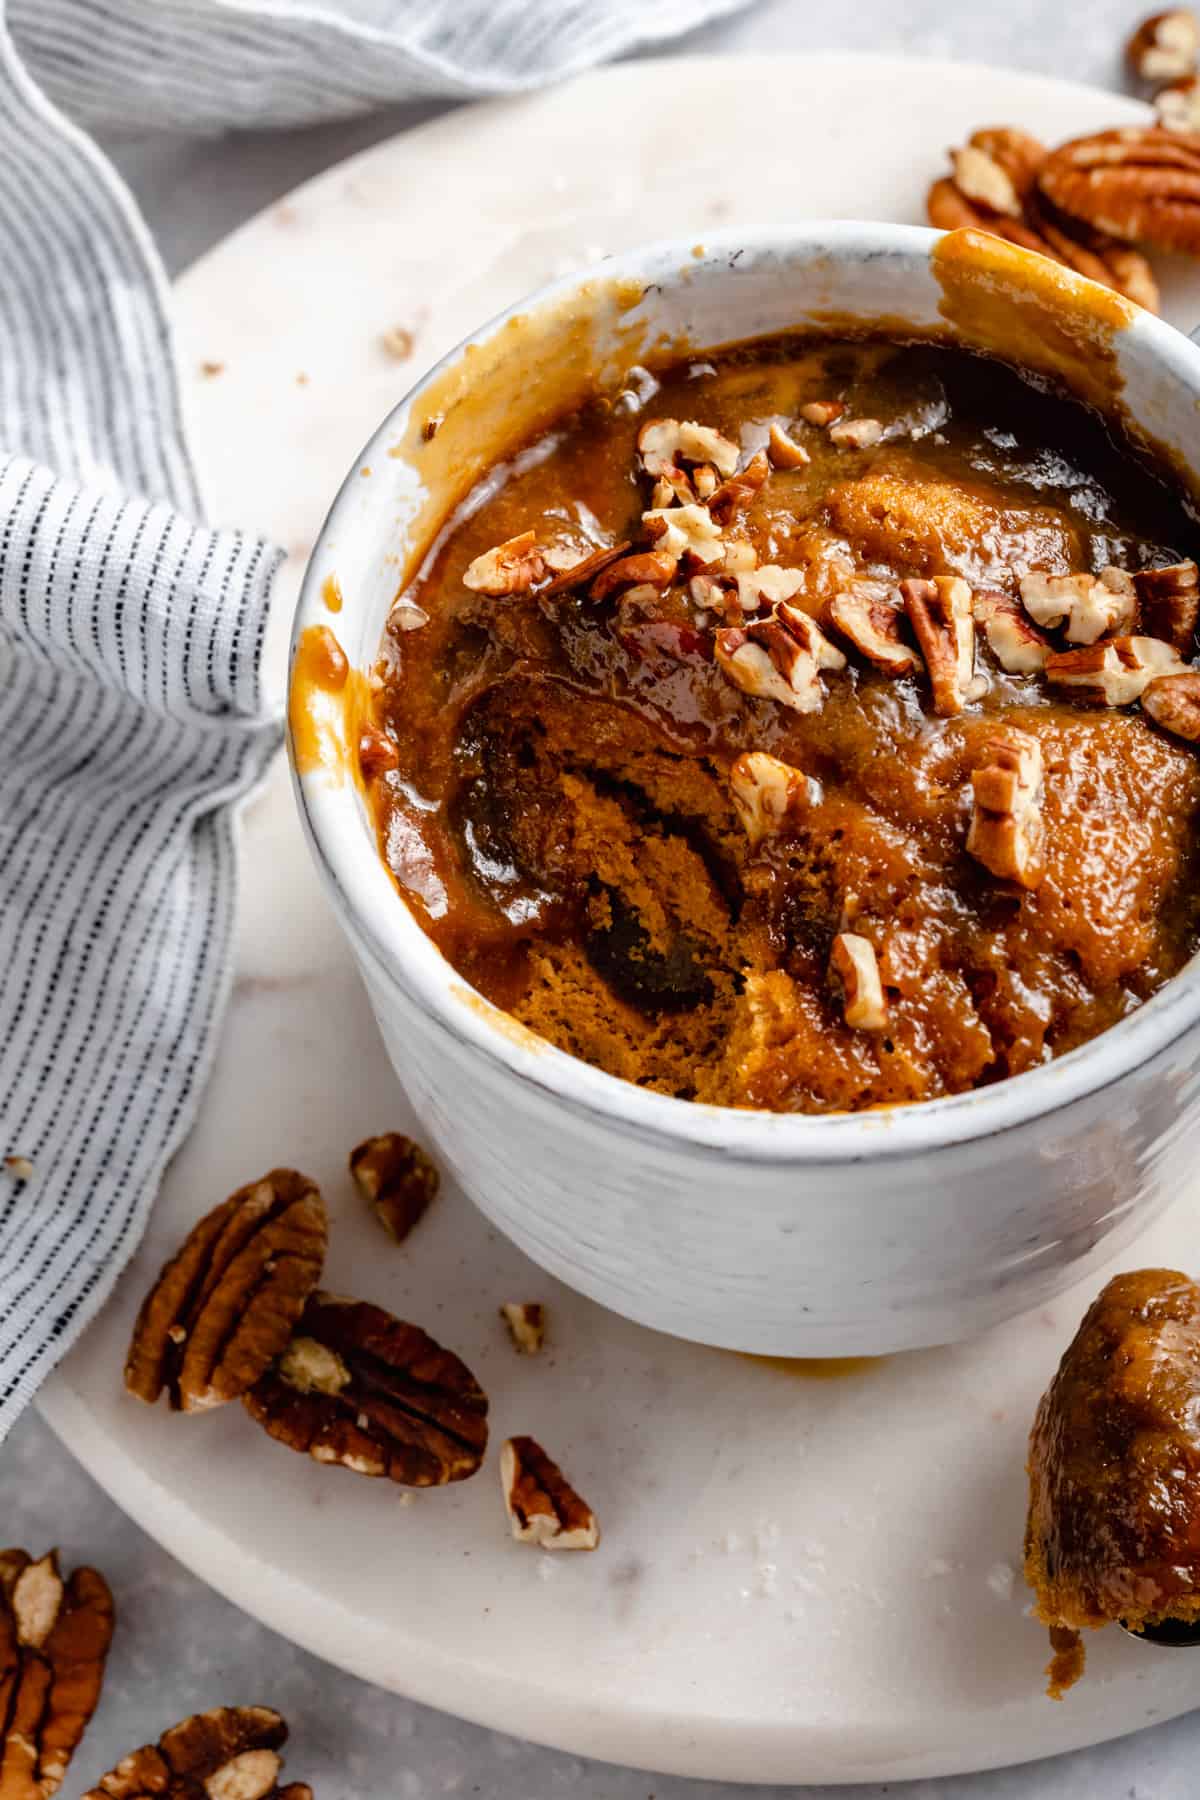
[{"x1": 0, "y1": 0, "x2": 752, "y2": 1440}]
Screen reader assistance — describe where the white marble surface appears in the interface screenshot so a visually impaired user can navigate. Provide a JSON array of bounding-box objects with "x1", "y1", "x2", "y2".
[{"x1": 15, "y1": 1, "x2": 1200, "y2": 1795}]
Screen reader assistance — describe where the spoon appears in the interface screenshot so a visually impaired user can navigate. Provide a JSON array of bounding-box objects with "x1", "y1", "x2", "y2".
[{"x1": 1119, "y1": 1617, "x2": 1200, "y2": 1647}]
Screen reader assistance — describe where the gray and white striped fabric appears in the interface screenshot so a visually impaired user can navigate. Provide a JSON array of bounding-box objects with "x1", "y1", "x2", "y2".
[{"x1": 0, "y1": 0, "x2": 749, "y2": 1441}]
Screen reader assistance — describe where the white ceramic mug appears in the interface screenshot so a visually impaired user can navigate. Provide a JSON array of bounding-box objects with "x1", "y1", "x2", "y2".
[{"x1": 289, "y1": 221, "x2": 1200, "y2": 1355}]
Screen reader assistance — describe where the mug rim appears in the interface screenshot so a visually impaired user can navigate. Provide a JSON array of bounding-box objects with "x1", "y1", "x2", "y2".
[{"x1": 290, "y1": 218, "x2": 1200, "y2": 1165}]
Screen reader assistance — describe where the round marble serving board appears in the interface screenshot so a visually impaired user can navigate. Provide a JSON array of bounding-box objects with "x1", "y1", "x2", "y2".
[{"x1": 37, "y1": 54, "x2": 1200, "y2": 1785}]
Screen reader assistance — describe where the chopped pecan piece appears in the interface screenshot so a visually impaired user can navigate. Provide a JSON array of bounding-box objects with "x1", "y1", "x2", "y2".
[
  {"x1": 719, "y1": 536, "x2": 758, "y2": 575},
  {"x1": 462, "y1": 530, "x2": 546, "y2": 596},
  {"x1": 828, "y1": 416, "x2": 884, "y2": 449},
  {"x1": 349, "y1": 1132, "x2": 438, "y2": 1245},
  {"x1": 589, "y1": 548, "x2": 679, "y2": 601},
  {"x1": 706, "y1": 450, "x2": 770, "y2": 525},
  {"x1": 928, "y1": 128, "x2": 1160, "y2": 311},
  {"x1": 688, "y1": 572, "x2": 740, "y2": 622},
  {"x1": 728, "y1": 750, "x2": 816, "y2": 847},
  {"x1": 1127, "y1": 8, "x2": 1200, "y2": 80},
  {"x1": 643, "y1": 502, "x2": 723, "y2": 565},
  {"x1": 798, "y1": 400, "x2": 844, "y2": 426},
  {"x1": 1134, "y1": 560, "x2": 1199, "y2": 652},
  {"x1": 244, "y1": 1292, "x2": 488, "y2": 1486},
  {"x1": 1155, "y1": 72, "x2": 1200, "y2": 131},
  {"x1": 715, "y1": 605, "x2": 844, "y2": 715},
  {"x1": 692, "y1": 463, "x2": 720, "y2": 500},
  {"x1": 829, "y1": 933, "x2": 888, "y2": 1032},
  {"x1": 1038, "y1": 128, "x2": 1200, "y2": 258},
  {"x1": 1018, "y1": 569, "x2": 1135, "y2": 644},
  {"x1": 0, "y1": 1550, "x2": 115, "y2": 1800},
  {"x1": 636, "y1": 417, "x2": 740, "y2": 480},
  {"x1": 1142, "y1": 671, "x2": 1200, "y2": 739},
  {"x1": 124, "y1": 1170, "x2": 327, "y2": 1413},
  {"x1": 766, "y1": 422, "x2": 810, "y2": 468},
  {"x1": 900, "y1": 576, "x2": 978, "y2": 715},
  {"x1": 1045, "y1": 634, "x2": 1184, "y2": 704},
  {"x1": 540, "y1": 540, "x2": 631, "y2": 598},
  {"x1": 828, "y1": 580, "x2": 921, "y2": 675},
  {"x1": 83, "y1": 1706, "x2": 310, "y2": 1800},
  {"x1": 972, "y1": 589, "x2": 1052, "y2": 673},
  {"x1": 650, "y1": 467, "x2": 696, "y2": 509},
  {"x1": 734, "y1": 563, "x2": 807, "y2": 613},
  {"x1": 501, "y1": 1437, "x2": 599, "y2": 1550},
  {"x1": 500, "y1": 1302, "x2": 545, "y2": 1355},
  {"x1": 966, "y1": 729, "x2": 1046, "y2": 889}
]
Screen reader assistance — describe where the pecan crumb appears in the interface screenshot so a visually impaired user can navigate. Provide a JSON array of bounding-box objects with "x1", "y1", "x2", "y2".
[
  {"x1": 3, "y1": 1154, "x2": 33, "y2": 1180},
  {"x1": 1134, "y1": 560, "x2": 1200, "y2": 652},
  {"x1": 1142, "y1": 670, "x2": 1200, "y2": 740},
  {"x1": 830, "y1": 933, "x2": 888, "y2": 1032},
  {"x1": 1127, "y1": 8, "x2": 1200, "y2": 80},
  {"x1": 380, "y1": 326, "x2": 415, "y2": 362},
  {"x1": 967, "y1": 729, "x2": 1046, "y2": 889},
  {"x1": 500, "y1": 1302, "x2": 546, "y2": 1355},
  {"x1": 828, "y1": 416, "x2": 884, "y2": 449},
  {"x1": 462, "y1": 530, "x2": 546, "y2": 596},
  {"x1": 349, "y1": 1131, "x2": 439, "y2": 1244},
  {"x1": 797, "y1": 400, "x2": 844, "y2": 426},
  {"x1": 729, "y1": 750, "x2": 816, "y2": 846},
  {"x1": 422, "y1": 414, "x2": 442, "y2": 442},
  {"x1": 200, "y1": 361, "x2": 225, "y2": 378},
  {"x1": 501, "y1": 1436, "x2": 599, "y2": 1550},
  {"x1": 766, "y1": 422, "x2": 811, "y2": 468}
]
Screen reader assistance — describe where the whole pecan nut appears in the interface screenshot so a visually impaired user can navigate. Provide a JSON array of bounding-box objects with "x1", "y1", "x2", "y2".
[
  {"x1": 501, "y1": 1437, "x2": 599, "y2": 1550},
  {"x1": 125, "y1": 1170, "x2": 327, "y2": 1413},
  {"x1": 0, "y1": 1548, "x2": 115, "y2": 1800},
  {"x1": 83, "y1": 1706, "x2": 311, "y2": 1800},
  {"x1": 244, "y1": 1292, "x2": 489, "y2": 1486},
  {"x1": 1039, "y1": 127, "x2": 1200, "y2": 257},
  {"x1": 928, "y1": 127, "x2": 1159, "y2": 311},
  {"x1": 349, "y1": 1133, "x2": 438, "y2": 1245}
]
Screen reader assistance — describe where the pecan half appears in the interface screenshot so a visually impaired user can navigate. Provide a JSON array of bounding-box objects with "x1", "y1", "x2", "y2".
[
  {"x1": 1142, "y1": 670, "x2": 1200, "y2": 739},
  {"x1": 643, "y1": 502, "x2": 724, "y2": 565},
  {"x1": 245, "y1": 1292, "x2": 488, "y2": 1487},
  {"x1": 715, "y1": 606, "x2": 844, "y2": 714},
  {"x1": 728, "y1": 750, "x2": 817, "y2": 847},
  {"x1": 966, "y1": 729, "x2": 1046, "y2": 889},
  {"x1": 1127, "y1": 8, "x2": 1200, "y2": 80},
  {"x1": 499, "y1": 1302, "x2": 545, "y2": 1355},
  {"x1": 928, "y1": 127, "x2": 1159, "y2": 311},
  {"x1": 82, "y1": 1707, "x2": 310, "y2": 1800},
  {"x1": 1038, "y1": 128, "x2": 1200, "y2": 257},
  {"x1": 636, "y1": 418, "x2": 740, "y2": 479},
  {"x1": 462, "y1": 530, "x2": 546, "y2": 596},
  {"x1": 1019, "y1": 568, "x2": 1136, "y2": 644},
  {"x1": 0, "y1": 1549, "x2": 115, "y2": 1800},
  {"x1": 830, "y1": 933, "x2": 888, "y2": 1032},
  {"x1": 900, "y1": 576, "x2": 979, "y2": 715},
  {"x1": 539, "y1": 540, "x2": 632, "y2": 598},
  {"x1": 1134, "y1": 560, "x2": 1199, "y2": 652},
  {"x1": 349, "y1": 1133, "x2": 438, "y2": 1245},
  {"x1": 706, "y1": 450, "x2": 770, "y2": 525},
  {"x1": 972, "y1": 589, "x2": 1052, "y2": 673},
  {"x1": 828, "y1": 580, "x2": 921, "y2": 675},
  {"x1": 766, "y1": 422, "x2": 810, "y2": 468},
  {"x1": 590, "y1": 548, "x2": 678, "y2": 602},
  {"x1": 501, "y1": 1437, "x2": 599, "y2": 1550},
  {"x1": 125, "y1": 1170, "x2": 327, "y2": 1413},
  {"x1": 1045, "y1": 634, "x2": 1184, "y2": 704}
]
